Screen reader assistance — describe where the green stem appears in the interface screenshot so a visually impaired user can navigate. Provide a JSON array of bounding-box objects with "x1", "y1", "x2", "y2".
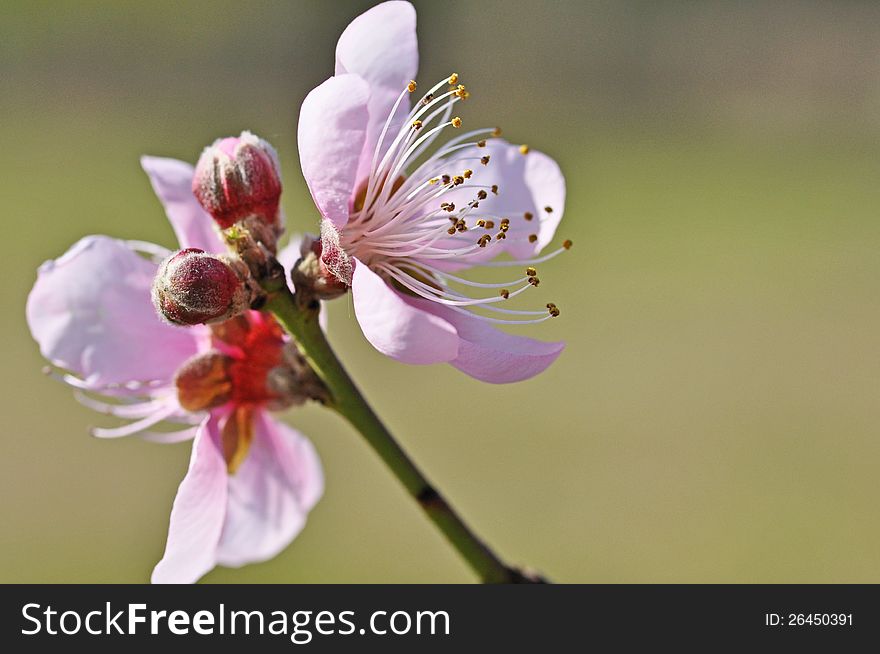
[{"x1": 265, "y1": 287, "x2": 543, "y2": 584}]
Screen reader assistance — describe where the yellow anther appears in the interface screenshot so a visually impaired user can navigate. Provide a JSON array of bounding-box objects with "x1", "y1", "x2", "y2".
[
  {"x1": 471, "y1": 201, "x2": 480, "y2": 208},
  {"x1": 453, "y1": 175, "x2": 464, "y2": 185},
  {"x1": 563, "y1": 239, "x2": 573, "y2": 250},
  {"x1": 412, "y1": 120, "x2": 423, "y2": 130},
  {"x1": 408, "y1": 80, "x2": 417, "y2": 93},
  {"x1": 477, "y1": 190, "x2": 487, "y2": 200},
  {"x1": 422, "y1": 93, "x2": 434, "y2": 105},
  {"x1": 441, "y1": 174, "x2": 451, "y2": 184},
  {"x1": 500, "y1": 217, "x2": 510, "y2": 225},
  {"x1": 491, "y1": 184, "x2": 498, "y2": 194},
  {"x1": 456, "y1": 220, "x2": 468, "y2": 232},
  {"x1": 500, "y1": 289, "x2": 510, "y2": 299},
  {"x1": 448, "y1": 73, "x2": 459, "y2": 85},
  {"x1": 451, "y1": 116, "x2": 462, "y2": 128},
  {"x1": 547, "y1": 303, "x2": 560, "y2": 317},
  {"x1": 477, "y1": 140, "x2": 487, "y2": 147},
  {"x1": 519, "y1": 144, "x2": 530, "y2": 155},
  {"x1": 476, "y1": 219, "x2": 486, "y2": 227},
  {"x1": 477, "y1": 235, "x2": 491, "y2": 247},
  {"x1": 463, "y1": 169, "x2": 473, "y2": 178},
  {"x1": 492, "y1": 127, "x2": 502, "y2": 137},
  {"x1": 495, "y1": 232, "x2": 506, "y2": 240},
  {"x1": 429, "y1": 178, "x2": 439, "y2": 185},
  {"x1": 528, "y1": 234, "x2": 538, "y2": 243},
  {"x1": 528, "y1": 276, "x2": 540, "y2": 287},
  {"x1": 443, "y1": 202, "x2": 455, "y2": 212},
  {"x1": 447, "y1": 227, "x2": 457, "y2": 235},
  {"x1": 480, "y1": 155, "x2": 490, "y2": 165},
  {"x1": 484, "y1": 220, "x2": 495, "y2": 229},
  {"x1": 526, "y1": 267, "x2": 537, "y2": 277}
]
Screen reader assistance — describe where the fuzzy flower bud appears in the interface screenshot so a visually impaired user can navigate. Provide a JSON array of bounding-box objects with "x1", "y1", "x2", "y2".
[
  {"x1": 192, "y1": 131, "x2": 282, "y2": 229},
  {"x1": 152, "y1": 248, "x2": 262, "y2": 325},
  {"x1": 290, "y1": 234, "x2": 349, "y2": 303}
]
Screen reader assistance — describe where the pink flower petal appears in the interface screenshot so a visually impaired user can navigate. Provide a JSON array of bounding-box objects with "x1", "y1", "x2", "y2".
[
  {"x1": 26, "y1": 236, "x2": 199, "y2": 388},
  {"x1": 141, "y1": 156, "x2": 225, "y2": 252},
  {"x1": 151, "y1": 414, "x2": 228, "y2": 584},
  {"x1": 297, "y1": 74, "x2": 371, "y2": 229},
  {"x1": 216, "y1": 412, "x2": 323, "y2": 567},
  {"x1": 407, "y1": 298, "x2": 565, "y2": 383},
  {"x1": 439, "y1": 140, "x2": 566, "y2": 260},
  {"x1": 351, "y1": 259, "x2": 459, "y2": 364},
  {"x1": 335, "y1": 0, "x2": 418, "y2": 181}
]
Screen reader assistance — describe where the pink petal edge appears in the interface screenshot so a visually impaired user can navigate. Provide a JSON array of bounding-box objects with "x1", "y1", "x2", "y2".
[
  {"x1": 407, "y1": 297, "x2": 565, "y2": 383},
  {"x1": 297, "y1": 74, "x2": 371, "y2": 229},
  {"x1": 215, "y1": 411, "x2": 323, "y2": 567},
  {"x1": 335, "y1": 0, "x2": 419, "y2": 182},
  {"x1": 26, "y1": 235, "x2": 199, "y2": 388},
  {"x1": 351, "y1": 259, "x2": 459, "y2": 365},
  {"x1": 141, "y1": 156, "x2": 225, "y2": 252},
  {"x1": 151, "y1": 414, "x2": 228, "y2": 584}
]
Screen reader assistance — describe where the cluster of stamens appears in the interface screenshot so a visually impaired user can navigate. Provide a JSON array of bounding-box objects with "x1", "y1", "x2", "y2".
[{"x1": 332, "y1": 73, "x2": 572, "y2": 325}]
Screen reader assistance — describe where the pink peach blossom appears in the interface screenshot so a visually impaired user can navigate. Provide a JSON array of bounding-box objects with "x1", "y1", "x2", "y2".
[
  {"x1": 298, "y1": 0, "x2": 568, "y2": 383},
  {"x1": 26, "y1": 156, "x2": 322, "y2": 584}
]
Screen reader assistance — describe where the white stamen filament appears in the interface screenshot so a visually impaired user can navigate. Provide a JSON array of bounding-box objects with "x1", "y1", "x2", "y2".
[
  {"x1": 340, "y1": 75, "x2": 566, "y2": 324},
  {"x1": 74, "y1": 393, "x2": 171, "y2": 419},
  {"x1": 376, "y1": 262, "x2": 533, "y2": 307},
  {"x1": 43, "y1": 366, "x2": 165, "y2": 396},
  {"x1": 396, "y1": 261, "x2": 524, "y2": 289},
  {"x1": 477, "y1": 246, "x2": 569, "y2": 268},
  {"x1": 43, "y1": 366, "x2": 199, "y2": 440},
  {"x1": 91, "y1": 403, "x2": 180, "y2": 439},
  {"x1": 357, "y1": 82, "x2": 462, "y2": 219},
  {"x1": 140, "y1": 427, "x2": 200, "y2": 444}
]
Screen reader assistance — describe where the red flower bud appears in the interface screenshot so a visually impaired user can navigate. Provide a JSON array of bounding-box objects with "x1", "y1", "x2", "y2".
[
  {"x1": 290, "y1": 232, "x2": 350, "y2": 302},
  {"x1": 152, "y1": 248, "x2": 259, "y2": 325},
  {"x1": 192, "y1": 131, "x2": 282, "y2": 229}
]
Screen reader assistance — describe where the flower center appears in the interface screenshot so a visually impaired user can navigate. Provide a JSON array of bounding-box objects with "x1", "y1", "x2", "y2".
[
  {"x1": 210, "y1": 312, "x2": 286, "y2": 406},
  {"x1": 174, "y1": 311, "x2": 286, "y2": 413},
  {"x1": 335, "y1": 74, "x2": 570, "y2": 325},
  {"x1": 173, "y1": 311, "x2": 291, "y2": 473}
]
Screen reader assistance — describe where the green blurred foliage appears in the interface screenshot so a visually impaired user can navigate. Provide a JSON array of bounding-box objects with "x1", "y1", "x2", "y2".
[{"x1": 1, "y1": 1, "x2": 878, "y2": 582}]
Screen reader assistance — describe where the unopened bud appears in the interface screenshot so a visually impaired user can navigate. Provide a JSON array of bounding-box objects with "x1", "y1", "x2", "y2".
[
  {"x1": 152, "y1": 248, "x2": 262, "y2": 325},
  {"x1": 192, "y1": 131, "x2": 282, "y2": 229},
  {"x1": 290, "y1": 233, "x2": 349, "y2": 303}
]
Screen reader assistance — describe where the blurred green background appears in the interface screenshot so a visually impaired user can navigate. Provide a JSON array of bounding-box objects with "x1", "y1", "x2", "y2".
[{"x1": 2, "y1": 0, "x2": 879, "y2": 583}]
